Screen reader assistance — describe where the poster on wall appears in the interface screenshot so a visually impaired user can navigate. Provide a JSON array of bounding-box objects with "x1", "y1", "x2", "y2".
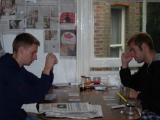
[
  {"x1": 9, "y1": 20, "x2": 25, "y2": 29},
  {"x1": 43, "y1": 16, "x2": 50, "y2": 29},
  {"x1": 39, "y1": 5, "x2": 58, "y2": 29},
  {"x1": 26, "y1": 6, "x2": 39, "y2": 28},
  {"x1": 44, "y1": 29, "x2": 59, "y2": 53},
  {"x1": 40, "y1": 5, "x2": 58, "y2": 29},
  {"x1": 0, "y1": 0, "x2": 16, "y2": 16},
  {"x1": 25, "y1": 5, "x2": 59, "y2": 29},
  {"x1": 60, "y1": 29, "x2": 76, "y2": 57},
  {"x1": 60, "y1": 12, "x2": 75, "y2": 24}
]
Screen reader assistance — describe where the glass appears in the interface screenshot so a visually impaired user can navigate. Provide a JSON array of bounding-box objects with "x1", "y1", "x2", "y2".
[
  {"x1": 119, "y1": 98, "x2": 141, "y2": 120},
  {"x1": 92, "y1": 77, "x2": 101, "y2": 85},
  {"x1": 122, "y1": 103, "x2": 140, "y2": 120},
  {"x1": 80, "y1": 76, "x2": 86, "y2": 91}
]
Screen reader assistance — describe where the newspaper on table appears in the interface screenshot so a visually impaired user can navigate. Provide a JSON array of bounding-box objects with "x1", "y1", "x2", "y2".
[
  {"x1": 39, "y1": 102, "x2": 103, "y2": 119},
  {"x1": 22, "y1": 103, "x2": 39, "y2": 114}
]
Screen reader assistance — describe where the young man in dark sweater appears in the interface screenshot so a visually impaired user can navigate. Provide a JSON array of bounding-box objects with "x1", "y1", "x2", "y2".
[
  {"x1": 0, "y1": 33, "x2": 57, "y2": 120},
  {"x1": 120, "y1": 32, "x2": 160, "y2": 120}
]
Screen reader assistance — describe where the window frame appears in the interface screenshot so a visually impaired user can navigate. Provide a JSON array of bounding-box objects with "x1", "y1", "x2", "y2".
[
  {"x1": 76, "y1": 0, "x2": 145, "y2": 79},
  {"x1": 89, "y1": 5, "x2": 126, "y2": 69},
  {"x1": 110, "y1": 7, "x2": 125, "y2": 57}
]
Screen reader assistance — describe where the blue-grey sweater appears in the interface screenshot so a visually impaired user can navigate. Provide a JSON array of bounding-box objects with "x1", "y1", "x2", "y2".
[{"x1": 0, "y1": 53, "x2": 53, "y2": 120}]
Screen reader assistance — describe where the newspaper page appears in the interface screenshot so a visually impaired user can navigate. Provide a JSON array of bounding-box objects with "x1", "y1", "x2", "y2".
[
  {"x1": 39, "y1": 102, "x2": 103, "y2": 119},
  {"x1": 22, "y1": 103, "x2": 39, "y2": 114}
]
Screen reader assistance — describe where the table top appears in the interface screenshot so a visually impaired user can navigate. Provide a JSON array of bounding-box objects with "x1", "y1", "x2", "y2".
[{"x1": 39, "y1": 85, "x2": 140, "y2": 120}]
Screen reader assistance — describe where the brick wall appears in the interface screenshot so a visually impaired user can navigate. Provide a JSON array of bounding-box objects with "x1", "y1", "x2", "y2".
[
  {"x1": 94, "y1": 0, "x2": 111, "y2": 57},
  {"x1": 125, "y1": 2, "x2": 141, "y2": 50},
  {"x1": 94, "y1": 1, "x2": 141, "y2": 57}
]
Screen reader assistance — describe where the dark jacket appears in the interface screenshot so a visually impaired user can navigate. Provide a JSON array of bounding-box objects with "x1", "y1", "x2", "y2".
[
  {"x1": 0, "y1": 53, "x2": 53, "y2": 120},
  {"x1": 120, "y1": 60, "x2": 160, "y2": 115}
]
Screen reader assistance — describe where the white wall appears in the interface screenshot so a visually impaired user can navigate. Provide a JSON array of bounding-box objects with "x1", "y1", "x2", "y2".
[{"x1": 1, "y1": 29, "x2": 77, "y2": 84}]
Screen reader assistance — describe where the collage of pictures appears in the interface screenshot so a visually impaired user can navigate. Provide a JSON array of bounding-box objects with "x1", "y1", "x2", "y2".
[{"x1": 0, "y1": 0, "x2": 77, "y2": 57}]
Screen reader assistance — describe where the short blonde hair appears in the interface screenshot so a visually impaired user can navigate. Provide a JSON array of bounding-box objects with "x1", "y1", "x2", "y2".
[{"x1": 12, "y1": 33, "x2": 40, "y2": 52}]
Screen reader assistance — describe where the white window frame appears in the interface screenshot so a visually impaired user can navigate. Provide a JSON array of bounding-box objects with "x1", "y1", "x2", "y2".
[
  {"x1": 76, "y1": 0, "x2": 145, "y2": 79},
  {"x1": 110, "y1": 7, "x2": 125, "y2": 57},
  {"x1": 89, "y1": 4, "x2": 126, "y2": 69},
  {"x1": 76, "y1": 0, "x2": 92, "y2": 80},
  {"x1": 76, "y1": 0, "x2": 126, "y2": 78}
]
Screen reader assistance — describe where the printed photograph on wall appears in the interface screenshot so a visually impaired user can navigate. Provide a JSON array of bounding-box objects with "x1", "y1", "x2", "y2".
[
  {"x1": 60, "y1": 12, "x2": 75, "y2": 24},
  {"x1": 9, "y1": 20, "x2": 25, "y2": 29},
  {"x1": 40, "y1": 5, "x2": 58, "y2": 29},
  {"x1": 26, "y1": 6, "x2": 39, "y2": 28},
  {"x1": 60, "y1": 29, "x2": 76, "y2": 57},
  {"x1": 43, "y1": 16, "x2": 50, "y2": 29},
  {"x1": 0, "y1": 0, "x2": 16, "y2": 16},
  {"x1": 44, "y1": 29, "x2": 59, "y2": 53}
]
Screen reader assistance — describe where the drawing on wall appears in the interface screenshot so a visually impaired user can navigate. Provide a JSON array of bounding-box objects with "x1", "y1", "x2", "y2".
[
  {"x1": 60, "y1": 12, "x2": 75, "y2": 24},
  {"x1": 0, "y1": 0, "x2": 16, "y2": 16},
  {"x1": 44, "y1": 29, "x2": 59, "y2": 53},
  {"x1": 60, "y1": 29, "x2": 76, "y2": 56},
  {"x1": 9, "y1": 20, "x2": 25, "y2": 29}
]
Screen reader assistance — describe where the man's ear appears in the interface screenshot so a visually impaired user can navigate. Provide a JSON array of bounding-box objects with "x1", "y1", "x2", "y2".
[{"x1": 18, "y1": 46, "x2": 25, "y2": 54}]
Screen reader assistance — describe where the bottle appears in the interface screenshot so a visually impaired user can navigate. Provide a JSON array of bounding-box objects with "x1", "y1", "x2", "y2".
[{"x1": 80, "y1": 76, "x2": 86, "y2": 91}]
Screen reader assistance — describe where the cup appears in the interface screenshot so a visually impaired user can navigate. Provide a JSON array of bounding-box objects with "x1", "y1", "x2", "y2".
[
  {"x1": 93, "y1": 77, "x2": 101, "y2": 85},
  {"x1": 121, "y1": 103, "x2": 140, "y2": 120}
]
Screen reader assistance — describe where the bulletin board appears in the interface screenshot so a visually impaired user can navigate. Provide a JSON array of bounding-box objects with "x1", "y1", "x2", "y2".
[{"x1": 0, "y1": 0, "x2": 77, "y2": 57}]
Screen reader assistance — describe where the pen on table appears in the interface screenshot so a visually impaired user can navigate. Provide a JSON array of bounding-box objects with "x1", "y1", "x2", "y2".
[{"x1": 116, "y1": 92, "x2": 128, "y2": 103}]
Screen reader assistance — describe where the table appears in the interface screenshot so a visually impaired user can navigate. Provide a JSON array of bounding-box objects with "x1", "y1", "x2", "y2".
[{"x1": 39, "y1": 85, "x2": 140, "y2": 120}]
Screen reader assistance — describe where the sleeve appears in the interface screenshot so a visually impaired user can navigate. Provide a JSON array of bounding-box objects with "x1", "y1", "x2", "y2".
[
  {"x1": 148, "y1": 62, "x2": 160, "y2": 102},
  {"x1": 139, "y1": 61, "x2": 160, "y2": 112},
  {"x1": 119, "y1": 65, "x2": 146, "y2": 91},
  {"x1": 16, "y1": 68, "x2": 54, "y2": 103}
]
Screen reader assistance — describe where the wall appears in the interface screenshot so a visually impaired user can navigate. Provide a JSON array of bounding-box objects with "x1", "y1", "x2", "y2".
[{"x1": 94, "y1": 1, "x2": 111, "y2": 57}]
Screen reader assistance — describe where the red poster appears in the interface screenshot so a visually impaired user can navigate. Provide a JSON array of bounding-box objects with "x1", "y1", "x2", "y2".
[{"x1": 60, "y1": 12, "x2": 75, "y2": 24}]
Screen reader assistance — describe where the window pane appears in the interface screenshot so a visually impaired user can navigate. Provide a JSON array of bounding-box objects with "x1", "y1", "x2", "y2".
[
  {"x1": 111, "y1": 8, "x2": 121, "y2": 44},
  {"x1": 110, "y1": 47, "x2": 120, "y2": 57}
]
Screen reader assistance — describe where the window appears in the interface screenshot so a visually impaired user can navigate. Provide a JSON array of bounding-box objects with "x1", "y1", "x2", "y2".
[
  {"x1": 110, "y1": 7, "x2": 125, "y2": 57},
  {"x1": 80, "y1": 1, "x2": 142, "y2": 77},
  {"x1": 89, "y1": 1, "x2": 127, "y2": 70},
  {"x1": 77, "y1": 1, "x2": 160, "y2": 81}
]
